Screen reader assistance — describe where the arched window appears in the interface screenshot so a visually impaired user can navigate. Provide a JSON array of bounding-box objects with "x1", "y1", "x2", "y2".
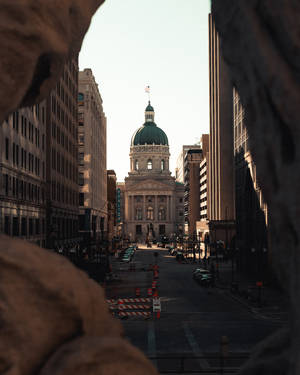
[
  {"x1": 146, "y1": 206, "x2": 154, "y2": 220},
  {"x1": 158, "y1": 206, "x2": 166, "y2": 220},
  {"x1": 161, "y1": 159, "x2": 165, "y2": 170},
  {"x1": 135, "y1": 207, "x2": 142, "y2": 220},
  {"x1": 135, "y1": 160, "x2": 139, "y2": 170},
  {"x1": 147, "y1": 159, "x2": 152, "y2": 170}
]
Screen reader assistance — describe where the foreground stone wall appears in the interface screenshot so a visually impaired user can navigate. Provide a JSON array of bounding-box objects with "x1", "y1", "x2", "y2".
[
  {"x1": 0, "y1": 236, "x2": 158, "y2": 375},
  {"x1": 0, "y1": 0, "x2": 158, "y2": 373},
  {"x1": 212, "y1": 0, "x2": 299, "y2": 374},
  {"x1": 0, "y1": 0, "x2": 104, "y2": 123}
]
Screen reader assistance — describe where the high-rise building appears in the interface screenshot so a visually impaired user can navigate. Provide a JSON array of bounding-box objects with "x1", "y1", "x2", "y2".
[
  {"x1": 77, "y1": 68, "x2": 107, "y2": 247},
  {"x1": 175, "y1": 145, "x2": 201, "y2": 183},
  {"x1": 208, "y1": 13, "x2": 235, "y2": 246},
  {"x1": 197, "y1": 134, "x2": 210, "y2": 238},
  {"x1": 124, "y1": 102, "x2": 184, "y2": 241},
  {"x1": 233, "y1": 88, "x2": 268, "y2": 274},
  {"x1": 45, "y1": 59, "x2": 79, "y2": 249},
  {"x1": 183, "y1": 148, "x2": 201, "y2": 235},
  {"x1": 107, "y1": 169, "x2": 117, "y2": 251},
  {"x1": 0, "y1": 104, "x2": 47, "y2": 246}
]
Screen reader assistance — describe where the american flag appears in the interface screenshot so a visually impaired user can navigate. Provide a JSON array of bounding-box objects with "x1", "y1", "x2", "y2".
[{"x1": 145, "y1": 85, "x2": 150, "y2": 93}]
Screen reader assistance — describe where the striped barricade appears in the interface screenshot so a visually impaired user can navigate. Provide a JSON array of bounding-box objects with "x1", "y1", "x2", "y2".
[
  {"x1": 118, "y1": 311, "x2": 151, "y2": 317},
  {"x1": 106, "y1": 297, "x2": 153, "y2": 319}
]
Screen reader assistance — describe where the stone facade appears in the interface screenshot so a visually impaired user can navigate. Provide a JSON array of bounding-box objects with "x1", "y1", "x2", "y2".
[
  {"x1": 78, "y1": 68, "x2": 107, "y2": 245},
  {"x1": 45, "y1": 59, "x2": 79, "y2": 249},
  {"x1": 0, "y1": 104, "x2": 47, "y2": 246},
  {"x1": 208, "y1": 13, "x2": 235, "y2": 245}
]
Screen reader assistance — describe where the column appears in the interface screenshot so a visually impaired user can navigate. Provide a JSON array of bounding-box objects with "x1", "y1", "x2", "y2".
[
  {"x1": 154, "y1": 195, "x2": 158, "y2": 221},
  {"x1": 143, "y1": 195, "x2": 146, "y2": 220},
  {"x1": 167, "y1": 195, "x2": 170, "y2": 221}
]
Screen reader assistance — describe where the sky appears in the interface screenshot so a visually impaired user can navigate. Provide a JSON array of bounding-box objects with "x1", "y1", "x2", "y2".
[{"x1": 79, "y1": 0, "x2": 211, "y2": 181}]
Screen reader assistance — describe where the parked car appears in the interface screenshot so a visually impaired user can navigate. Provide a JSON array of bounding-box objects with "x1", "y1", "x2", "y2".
[
  {"x1": 170, "y1": 248, "x2": 178, "y2": 256},
  {"x1": 198, "y1": 273, "x2": 213, "y2": 287},
  {"x1": 168, "y1": 246, "x2": 175, "y2": 254},
  {"x1": 193, "y1": 268, "x2": 210, "y2": 280},
  {"x1": 176, "y1": 252, "x2": 185, "y2": 261}
]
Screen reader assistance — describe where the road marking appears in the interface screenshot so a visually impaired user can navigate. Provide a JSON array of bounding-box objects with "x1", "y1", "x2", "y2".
[
  {"x1": 147, "y1": 321, "x2": 157, "y2": 366},
  {"x1": 183, "y1": 321, "x2": 210, "y2": 369}
]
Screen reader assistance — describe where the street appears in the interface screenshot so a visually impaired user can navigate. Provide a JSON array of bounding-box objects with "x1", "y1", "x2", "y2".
[{"x1": 104, "y1": 245, "x2": 285, "y2": 373}]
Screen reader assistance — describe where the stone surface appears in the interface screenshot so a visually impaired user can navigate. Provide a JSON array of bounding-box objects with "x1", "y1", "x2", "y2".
[
  {"x1": 0, "y1": 0, "x2": 104, "y2": 123},
  {"x1": 40, "y1": 337, "x2": 158, "y2": 375},
  {"x1": 0, "y1": 235, "x2": 157, "y2": 375},
  {"x1": 212, "y1": 0, "x2": 299, "y2": 373}
]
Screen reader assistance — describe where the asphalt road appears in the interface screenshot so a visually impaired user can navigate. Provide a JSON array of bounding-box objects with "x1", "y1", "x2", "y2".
[{"x1": 105, "y1": 245, "x2": 284, "y2": 372}]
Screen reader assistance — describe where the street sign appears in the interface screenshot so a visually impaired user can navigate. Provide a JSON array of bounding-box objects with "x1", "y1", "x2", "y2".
[{"x1": 153, "y1": 297, "x2": 161, "y2": 312}]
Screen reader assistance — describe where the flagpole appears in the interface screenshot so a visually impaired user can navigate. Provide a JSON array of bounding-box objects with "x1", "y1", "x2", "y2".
[{"x1": 145, "y1": 85, "x2": 151, "y2": 102}]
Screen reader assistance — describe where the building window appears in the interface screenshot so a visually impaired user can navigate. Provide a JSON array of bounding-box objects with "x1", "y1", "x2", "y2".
[
  {"x1": 5, "y1": 174, "x2": 8, "y2": 195},
  {"x1": 78, "y1": 92, "x2": 84, "y2": 103},
  {"x1": 147, "y1": 159, "x2": 152, "y2": 170},
  {"x1": 78, "y1": 172, "x2": 84, "y2": 186},
  {"x1": 12, "y1": 217, "x2": 19, "y2": 236},
  {"x1": 135, "y1": 160, "x2": 139, "y2": 170},
  {"x1": 159, "y1": 224, "x2": 165, "y2": 235},
  {"x1": 5, "y1": 138, "x2": 9, "y2": 160},
  {"x1": 136, "y1": 225, "x2": 142, "y2": 235},
  {"x1": 21, "y1": 218, "x2": 27, "y2": 236},
  {"x1": 35, "y1": 219, "x2": 40, "y2": 235},
  {"x1": 135, "y1": 208, "x2": 142, "y2": 220},
  {"x1": 158, "y1": 206, "x2": 166, "y2": 220},
  {"x1": 179, "y1": 198, "x2": 183, "y2": 203},
  {"x1": 79, "y1": 192, "x2": 84, "y2": 206},
  {"x1": 161, "y1": 159, "x2": 165, "y2": 170},
  {"x1": 29, "y1": 218, "x2": 33, "y2": 236},
  {"x1": 79, "y1": 152, "x2": 84, "y2": 164},
  {"x1": 146, "y1": 206, "x2": 154, "y2": 220}
]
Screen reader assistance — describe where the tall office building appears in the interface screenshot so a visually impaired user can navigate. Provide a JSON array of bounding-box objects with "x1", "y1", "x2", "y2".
[
  {"x1": 208, "y1": 13, "x2": 235, "y2": 246},
  {"x1": 197, "y1": 134, "x2": 210, "y2": 238},
  {"x1": 45, "y1": 59, "x2": 79, "y2": 249},
  {"x1": 77, "y1": 69, "x2": 107, "y2": 246},
  {"x1": 175, "y1": 145, "x2": 201, "y2": 183},
  {"x1": 0, "y1": 104, "x2": 47, "y2": 246},
  {"x1": 233, "y1": 88, "x2": 268, "y2": 273},
  {"x1": 183, "y1": 148, "x2": 202, "y2": 235}
]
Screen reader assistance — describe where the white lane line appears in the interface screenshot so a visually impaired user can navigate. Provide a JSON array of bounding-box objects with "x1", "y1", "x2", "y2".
[
  {"x1": 183, "y1": 321, "x2": 210, "y2": 369},
  {"x1": 147, "y1": 321, "x2": 157, "y2": 366}
]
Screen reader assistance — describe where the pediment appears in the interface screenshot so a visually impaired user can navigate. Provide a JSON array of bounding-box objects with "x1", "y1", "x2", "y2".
[{"x1": 127, "y1": 178, "x2": 174, "y2": 193}]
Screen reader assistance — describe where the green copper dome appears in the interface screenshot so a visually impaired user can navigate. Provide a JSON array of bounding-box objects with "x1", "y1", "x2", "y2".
[
  {"x1": 131, "y1": 101, "x2": 169, "y2": 146},
  {"x1": 146, "y1": 103, "x2": 154, "y2": 112},
  {"x1": 131, "y1": 122, "x2": 169, "y2": 146}
]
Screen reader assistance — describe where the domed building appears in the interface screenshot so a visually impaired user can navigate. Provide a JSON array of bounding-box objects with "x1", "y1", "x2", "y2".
[{"x1": 124, "y1": 102, "x2": 184, "y2": 242}]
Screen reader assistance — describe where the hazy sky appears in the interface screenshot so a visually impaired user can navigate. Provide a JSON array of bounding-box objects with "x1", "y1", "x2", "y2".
[{"x1": 79, "y1": 0, "x2": 211, "y2": 181}]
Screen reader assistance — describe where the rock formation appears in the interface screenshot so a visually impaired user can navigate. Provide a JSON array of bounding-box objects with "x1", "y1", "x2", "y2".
[
  {"x1": 0, "y1": 0, "x2": 105, "y2": 123},
  {"x1": 0, "y1": 235, "x2": 158, "y2": 375},
  {"x1": 212, "y1": 0, "x2": 299, "y2": 373}
]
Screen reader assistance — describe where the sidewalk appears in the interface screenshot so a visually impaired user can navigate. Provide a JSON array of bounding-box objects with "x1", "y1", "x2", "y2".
[{"x1": 213, "y1": 260, "x2": 289, "y2": 320}]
